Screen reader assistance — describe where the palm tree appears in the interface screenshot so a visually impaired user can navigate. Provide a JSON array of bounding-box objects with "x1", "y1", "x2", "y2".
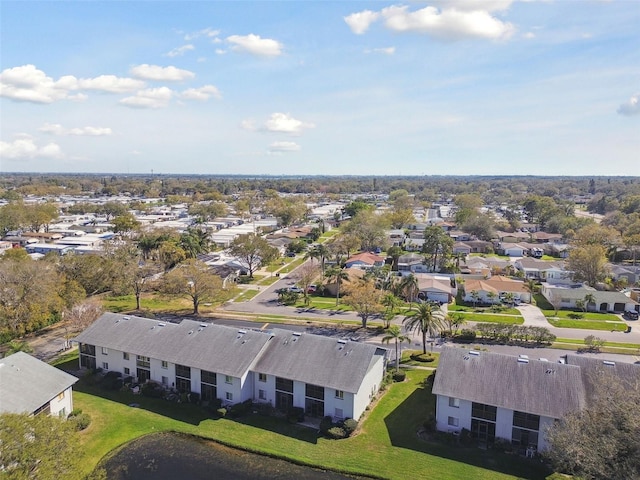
[
  {"x1": 382, "y1": 325, "x2": 410, "y2": 373},
  {"x1": 305, "y1": 243, "x2": 330, "y2": 275},
  {"x1": 381, "y1": 293, "x2": 403, "y2": 328},
  {"x1": 400, "y1": 274, "x2": 419, "y2": 309},
  {"x1": 403, "y1": 302, "x2": 445, "y2": 354},
  {"x1": 325, "y1": 265, "x2": 349, "y2": 306},
  {"x1": 502, "y1": 292, "x2": 516, "y2": 307},
  {"x1": 3, "y1": 339, "x2": 34, "y2": 357},
  {"x1": 525, "y1": 278, "x2": 537, "y2": 304},
  {"x1": 470, "y1": 290, "x2": 481, "y2": 307},
  {"x1": 487, "y1": 291, "x2": 498, "y2": 305},
  {"x1": 584, "y1": 293, "x2": 596, "y2": 312}
]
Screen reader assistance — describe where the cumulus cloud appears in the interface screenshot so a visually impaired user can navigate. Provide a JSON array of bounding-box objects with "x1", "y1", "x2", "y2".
[
  {"x1": 268, "y1": 141, "x2": 300, "y2": 153},
  {"x1": 345, "y1": 3, "x2": 515, "y2": 41},
  {"x1": 618, "y1": 94, "x2": 640, "y2": 116},
  {"x1": 39, "y1": 123, "x2": 112, "y2": 136},
  {"x1": 226, "y1": 34, "x2": 283, "y2": 57},
  {"x1": 76, "y1": 75, "x2": 145, "y2": 93},
  {"x1": 130, "y1": 64, "x2": 195, "y2": 82},
  {"x1": 240, "y1": 119, "x2": 257, "y2": 131},
  {"x1": 165, "y1": 44, "x2": 195, "y2": 57},
  {"x1": 0, "y1": 65, "x2": 77, "y2": 103},
  {"x1": 263, "y1": 113, "x2": 315, "y2": 135},
  {"x1": 364, "y1": 47, "x2": 396, "y2": 55},
  {"x1": 119, "y1": 87, "x2": 173, "y2": 109},
  {"x1": 344, "y1": 10, "x2": 380, "y2": 34},
  {"x1": 0, "y1": 136, "x2": 63, "y2": 160},
  {"x1": 181, "y1": 85, "x2": 221, "y2": 101}
]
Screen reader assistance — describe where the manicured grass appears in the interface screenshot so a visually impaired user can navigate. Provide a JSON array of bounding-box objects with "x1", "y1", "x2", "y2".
[
  {"x1": 454, "y1": 312, "x2": 524, "y2": 325},
  {"x1": 449, "y1": 304, "x2": 521, "y2": 315},
  {"x1": 235, "y1": 289, "x2": 260, "y2": 302},
  {"x1": 554, "y1": 337, "x2": 640, "y2": 349},
  {"x1": 256, "y1": 276, "x2": 281, "y2": 286},
  {"x1": 101, "y1": 291, "x2": 236, "y2": 315},
  {"x1": 279, "y1": 257, "x2": 306, "y2": 273},
  {"x1": 294, "y1": 296, "x2": 353, "y2": 311},
  {"x1": 541, "y1": 310, "x2": 622, "y2": 321},
  {"x1": 546, "y1": 318, "x2": 627, "y2": 331},
  {"x1": 66, "y1": 364, "x2": 546, "y2": 480},
  {"x1": 400, "y1": 350, "x2": 440, "y2": 368}
]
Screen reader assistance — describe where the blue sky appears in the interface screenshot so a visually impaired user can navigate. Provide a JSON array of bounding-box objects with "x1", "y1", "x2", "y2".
[{"x1": 1, "y1": 1, "x2": 638, "y2": 176}]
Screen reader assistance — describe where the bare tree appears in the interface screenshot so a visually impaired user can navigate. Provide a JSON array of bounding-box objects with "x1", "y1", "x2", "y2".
[
  {"x1": 294, "y1": 262, "x2": 321, "y2": 306},
  {"x1": 63, "y1": 300, "x2": 103, "y2": 348}
]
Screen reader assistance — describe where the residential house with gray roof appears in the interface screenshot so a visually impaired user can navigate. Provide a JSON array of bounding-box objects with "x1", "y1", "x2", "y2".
[
  {"x1": 0, "y1": 352, "x2": 78, "y2": 417},
  {"x1": 433, "y1": 348, "x2": 640, "y2": 454},
  {"x1": 75, "y1": 313, "x2": 387, "y2": 421}
]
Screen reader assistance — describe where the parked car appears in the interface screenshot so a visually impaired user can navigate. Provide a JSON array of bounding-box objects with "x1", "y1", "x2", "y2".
[
  {"x1": 286, "y1": 252, "x2": 296, "y2": 257},
  {"x1": 288, "y1": 286, "x2": 303, "y2": 294},
  {"x1": 307, "y1": 284, "x2": 317, "y2": 293},
  {"x1": 623, "y1": 311, "x2": 639, "y2": 320}
]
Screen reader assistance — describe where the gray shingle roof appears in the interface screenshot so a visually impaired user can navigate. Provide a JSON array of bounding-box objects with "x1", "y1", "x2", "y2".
[
  {"x1": 253, "y1": 329, "x2": 386, "y2": 393},
  {"x1": 432, "y1": 347, "x2": 586, "y2": 419},
  {"x1": 75, "y1": 314, "x2": 387, "y2": 391},
  {"x1": 565, "y1": 354, "x2": 640, "y2": 401},
  {"x1": 0, "y1": 352, "x2": 78, "y2": 414},
  {"x1": 74, "y1": 313, "x2": 272, "y2": 378}
]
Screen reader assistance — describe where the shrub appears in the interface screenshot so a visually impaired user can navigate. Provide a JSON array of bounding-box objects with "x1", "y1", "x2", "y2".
[
  {"x1": 287, "y1": 406, "x2": 305, "y2": 423},
  {"x1": 392, "y1": 370, "x2": 406, "y2": 382},
  {"x1": 410, "y1": 353, "x2": 435, "y2": 363},
  {"x1": 69, "y1": 408, "x2": 83, "y2": 417},
  {"x1": 455, "y1": 329, "x2": 477, "y2": 343},
  {"x1": 342, "y1": 418, "x2": 358, "y2": 436},
  {"x1": 189, "y1": 391, "x2": 200, "y2": 404},
  {"x1": 69, "y1": 412, "x2": 92, "y2": 431},
  {"x1": 423, "y1": 414, "x2": 436, "y2": 432},
  {"x1": 229, "y1": 399, "x2": 253, "y2": 418},
  {"x1": 320, "y1": 415, "x2": 334, "y2": 434},
  {"x1": 141, "y1": 382, "x2": 163, "y2": 398},
  {"x1": 326, "y1": 426, "x2": 347, "y2": 439},
  {"x1": 568, "y1": 312, "x2": 584, "y2": 319},
  {"x1": 216, "y1": 407, "x2": 227, "y2": 418}
]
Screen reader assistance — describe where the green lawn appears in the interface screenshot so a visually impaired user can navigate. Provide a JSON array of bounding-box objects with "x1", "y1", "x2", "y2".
[
  {"x1": 101, "y1": 291, "x2": 237, "y2": 315},
  {"x1": 453, "y1": 312, "x2": 524, "y2": 325},
  {"x1": 541, "y1": 310, "x2": 622, "y2": 321},
  {"x1": 554, "y1": 337, "x2": 640, "y2": 349},
  {"x1": 400, "y1": 350, "x2": 440, "y2": 368},
  {"x1": 235, "y1": 289, "x2": 260, "y2": 302},
  {"x1": 59, "y1": 356, "x2": 547, "y2": 480},
  {"x1": 449, "y1": 304, "x2": 521, "y2": 315},
  {"x1": 546, "y1": 318, "x2": 627, "y2": 331}
]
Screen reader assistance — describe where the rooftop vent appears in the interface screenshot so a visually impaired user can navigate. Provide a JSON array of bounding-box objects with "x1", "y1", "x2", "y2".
[
  {"x1": 463, "y1": 355, "x2": 470, "y2": 360},
  {"x1": 123, "y1": 316, "x2": 130, "y2": 320},
  {"x1": 238, "y1": 329, "x2": 247, "y2": 334},
  {"x1": 545, "y1": 369, "x2": 556, "y2": 375},
  {"x1": 517, "y1": 358, "x2": 529, "y2": 364},
  {"x1": 539, "y1": 358, "x2": 549, "y2": 362},
  {"x1": 292, "y1": 332, "x2": 302, "y2": 336},
  {"x1": 337, "y1": 339, "x2": 347, "y2": 344},
  {"x1": 200, "y1": 323, "x2": 207, "y2": 328},
  {"x1": 188, "y1": 330, "x2": 194, "y2": 335},
  {"x1": 158, "y1": 322, "x2": 166, "y2": 327},
  {"x1": 519, "y1": 354, "x2": 529, "y2": 360},
  {"x1": 469, "y1": 350, "x2": 480, "y2": 356},
  {"x1": 603, "y1": 360, "x2": 616, "y2": 367}
]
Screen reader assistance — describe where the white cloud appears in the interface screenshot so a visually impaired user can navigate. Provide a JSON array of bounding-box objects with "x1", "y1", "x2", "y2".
[
  {"x1": 181, "y1": 85, "x2": 221, "y2": 101},
  {"x1": 346, "y1": 4, "x2": 515, "y2": 41},
  {"x1": 130, "y1": 64, "x2": 195, "y2": 82},
  {"x1": 40, "y1": 123, "x2": 112, "y2": 136},
  {"x1": 268, "y1": 141, "x2": 300, "y2": 153},
  {"x1": 119, "y1": 87, "x2": 173, "y2": 109},
  {"x1": 215, "y1": 49, "x2": 227, "y2": 55},
  {"x1": 523, "y1": 32, "x2": 536, "y2": 39},
  {"x1": 364, "y1": 47, "x2": 396, "y2": 55},
  {"x1": 0, "y1": 136, "x2": 63, "y2": 159},
  {"x1": 0, "y1": 64, "x2": 75, "y2": 103},
  {"x1": 76, "y1": 75, "x2": 145, "y2": 93},
  {"x1": 226, "y1": 34, "x2": 283, "y2": 57},
  {"x1": 240, "y1": 119, "x2": 257, "y2": 131},
  {"x1": 184, "y1": 27, "x2": 220, "y2": 41},
  {"x1": 618, "y1": 94, "x2": 640, "y2": 116},
  {"x1": 344, "y1": 10, "x2": 380, "y2": 34},
  {"x1": 165, "y1": 44, "x2": 195, "y2": 57},
  {"x1": 263, "y1": 113, "x2": 315, "y2": 135}
]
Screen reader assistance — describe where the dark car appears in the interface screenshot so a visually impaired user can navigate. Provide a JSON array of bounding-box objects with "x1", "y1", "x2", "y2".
[{"x1": 623, "y1": 311, "x2": 639, "y2": 320}]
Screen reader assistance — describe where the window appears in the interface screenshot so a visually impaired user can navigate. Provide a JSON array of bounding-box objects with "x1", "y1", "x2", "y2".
[
  {"x1": 136, "y1": 355, "x2": 150, "y2": 368},
  {"x1": 101, "y1": 347, "x2": 108, "y2": 355},
  {"x1": 57, "y1": 391, "x2": 65, "y2": 401},
  {"x1": 124, "y1": 367, "x2": 130, "y2": 375},
  {"x1": 123, "y1": 352, "x2": 129, "y2": 360},
  {"x1": 162, "y1": 376, "x2": 168, "y2": 386},
  {"x1": 275, "y1": 377, "x2": 293, "y2": 393},
  {"x1": 448, "y1": 417, "x2": 459, "y2": 427},
  {"x1": 79, "y1": 343, "x2": 96, "y2": 356},
  {"x1": 258, "y1": 373, "x2": 267, "y2": 382},
  {"x1": 513, "y1": 411, "x2": 540, "y2": 431},
  {"x1": 201, "y1": 370, "x2": 217, "y2": 385},
  {"x1": 175, "y1": 364, "x2": 191, "y2": 379},
  {"x1": 259, "y1": 389, "x2": 266, "y2": 400},
  {"x1": 472, "y1": 402, "x2": 497, "y2": 422},
  {"x1": 449, "y1": 397, "x2": 460, "y2": 408},
  {"x1": 226, "y1": 392, "x2": 233, "y2": 401},
  {"x1": 102, "y1": 362, "x2": 109, "y2": 370},
  {"x1": 335, "y1": 390, "x2": 344, "y2": 400},
  {"x1": 334, "y1": 408, "x2": 343, "y2": 420},
  {"x1": 225, "y1": 375, "x2": 233, "y2": 384},
  {"x1": 161, "y1": 360, "x2": 168, "y2": 369},
  {"x1": 305, "y1": 384, "x2": 324, "y2": 400}
]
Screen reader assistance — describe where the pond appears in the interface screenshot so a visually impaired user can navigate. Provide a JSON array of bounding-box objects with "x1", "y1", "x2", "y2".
[{"x1": 101, "y1": 432, "x2": 368, "y2": 480}]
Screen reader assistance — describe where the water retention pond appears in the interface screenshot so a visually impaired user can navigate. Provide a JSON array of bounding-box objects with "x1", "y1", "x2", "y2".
[{"x1": 101, "y1": 432, "x2": 370, "y2": 480}]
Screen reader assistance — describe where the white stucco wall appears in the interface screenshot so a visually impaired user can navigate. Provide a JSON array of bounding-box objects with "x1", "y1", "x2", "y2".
[
  {"x1": 352, "y1": 355, "x2": 385, "y2": 420},
  {"x1": 48, "y1": 386, "x2": 74, "y2": 417}
]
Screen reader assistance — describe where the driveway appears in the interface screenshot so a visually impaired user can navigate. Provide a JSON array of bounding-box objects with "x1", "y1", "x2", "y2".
[{"x1": 517, "y1": 303, "x2": 553, "y2": 328}]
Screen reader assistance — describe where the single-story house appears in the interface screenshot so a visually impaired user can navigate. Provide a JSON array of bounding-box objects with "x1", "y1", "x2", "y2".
[
  {"x1": 432, "y1": 347, "x2": 640, "y2": 453},
  {"x1": 75, "y1": 314, "x2": 387, "y2": 421},
  {"x1": 344, "y1": 252, "x2": 385, "y2": 269},
  {"x1": 415, "y1": 274, "x2": 456, "y2": 304},
  {"x1": 462, "y1": 276, "x2": 530, "y2": 304},
  {"x1": 500, "y1": 243, "x2": 527, "y2": 257},
  {"x1": 514, "y1": 258, "x2": 572, "y2": 284},
  {"x1": 540, "y1": 284, "x2": 639, "y2": 313},
  {"x1": 0, "y1": 352, "x2": 78, "y2": 417},
  {"x1": 608, "y1": 264, "x2": 640, "y2": 286}
]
